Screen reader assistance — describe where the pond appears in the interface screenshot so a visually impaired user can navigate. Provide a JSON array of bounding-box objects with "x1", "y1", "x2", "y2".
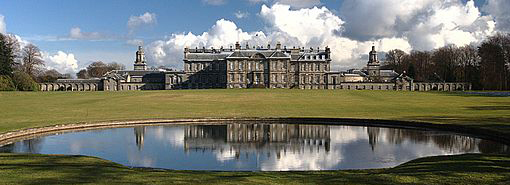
[{"x1": 0, "y1": 123, "x2": 508, "y2": 171}]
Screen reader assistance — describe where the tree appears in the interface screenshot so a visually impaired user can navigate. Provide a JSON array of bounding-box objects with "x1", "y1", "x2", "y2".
[
  {"x1": 76, "y1": 69, "x2": 89, "y2": 79},
  {"x1": 457, "y1": 45, "x2": 481, "y2": 89},
  {"x1": 478, "y1": 35, "x2": 507, "y2": 90},
  {"x1": 107, "y1": 62, "x2": 125, "y2": 71},
  {"x1": 11, "y1": 70, "x2": 39, "y2": 91},
  {"x1": 86, "y1": 61, "x2": 110, "y2": 78},
  {"x1": 0, "y1": 75, "x2": 16, "y2": 91},
  {"x1": 432, "y1": 45, "x2": 459, "y2": 82},
  {"x1": 85, "y1": 61, "x2": 125, "y2": 78},
  {"x1": 383, "y1": 49, "x2": 407, "y2": 73},
  {"x1": 0, "y1": 33, "x2": 16, "y2": 76},
  {"x1": 20, "y1": 44, "x2": 45, "y2": 77},
  {"x1": 36, "y1": 69, "x2": 62, "y2": 83},
  {"x1": 406, "y1": 50, "x2": 434, "y2": 82}
]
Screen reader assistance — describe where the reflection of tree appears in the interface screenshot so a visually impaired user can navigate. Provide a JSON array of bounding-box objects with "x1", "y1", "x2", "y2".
[
  {"x1": 369, "y1": 127, "x2": 509, "y2": 154},
  {"x1": 0, "y1": 143, "x2": 15, "y2": 153},
  {"x1": 0, "y1": 138, "x2": 45, "y2": 153},
  {"x1": 367, "y1": 127, "x2": 380, "y2": 151},
  {"x1": 134, "y1": 126, "x2": 146, "y2": 150},
  {"x1": 184, "y1": 123, "x2": 331, "y2": 158},
  {"x1": 26, "y1": 138, "x2": 43, "y2": 153},
  {"x1": 478, "y1": 140, "x2": 510, "y2": 154}
]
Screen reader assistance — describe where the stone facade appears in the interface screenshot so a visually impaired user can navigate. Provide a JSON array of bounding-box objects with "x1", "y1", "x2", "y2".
[
  {"x1": 183, "y1": 42, "x2": 330, "y2": 89},
  {"x1": 38, "y1": 44, "x2": 470, "y2": 91}
]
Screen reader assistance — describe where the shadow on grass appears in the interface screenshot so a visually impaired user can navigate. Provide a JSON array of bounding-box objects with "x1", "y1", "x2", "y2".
[
  {"x1": 0, "y1": 154, "x2": 131, "y2": 185},
  {"x1": 1, "y1": 153, "x2": 510, "y2": 185},
  {"x1": 386, "y1": 154, "x2": 510, "y2": 174},
  {"x1": 444, "y1": 91, "x2": 510, "y2": 97},
  {"x1": 466, "y1": 106, "x2": 510, "y2": 110}
]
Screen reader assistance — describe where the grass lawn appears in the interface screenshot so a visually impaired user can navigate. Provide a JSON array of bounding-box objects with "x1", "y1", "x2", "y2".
[{"x1": 0, "y1": 89, "x2": 509, "y2": 184}]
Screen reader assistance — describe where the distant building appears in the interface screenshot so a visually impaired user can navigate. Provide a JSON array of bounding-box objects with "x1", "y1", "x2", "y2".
[{"x1": 38, "y1": 44, "x2": 471, "y2": 91}]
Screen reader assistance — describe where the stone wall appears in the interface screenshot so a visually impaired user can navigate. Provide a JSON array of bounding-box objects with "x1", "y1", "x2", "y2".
[
  {"x1": 413, "y1": 82, "x2": 471, "y2": 91},
  {"x1": 39, "y1": 82, "x2": 100, "y2": 91}
]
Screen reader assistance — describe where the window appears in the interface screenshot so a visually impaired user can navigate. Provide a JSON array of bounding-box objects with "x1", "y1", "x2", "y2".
[
  {"x1": 240, "y1": 74, "x2": 244, "y2": 82},
  {"x1": 230, "y1": 74, "x2": 234, "y2": 82},
  {"x1": 316, "y1": 63, "x2": 320, "y2": 71}
]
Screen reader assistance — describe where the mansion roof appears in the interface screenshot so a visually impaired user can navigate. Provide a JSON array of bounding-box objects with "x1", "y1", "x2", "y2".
[{"x1": 184, "y1": 46, "x2": 330, "y2": 62}]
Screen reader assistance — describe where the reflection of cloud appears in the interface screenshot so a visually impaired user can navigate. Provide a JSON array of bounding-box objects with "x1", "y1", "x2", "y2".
[
  {"x1": 259, "y1": 126, "x2": 368, "y2": 171},
  {"x1": 261, "y1": 149, "x2": 343, "y2": 171},
  {"x1": 329, "y1": 126, "x2": 366, "y2": 144},
  {"x1": 70, "y1": 141, "x2": 82, "y2": 154},
  {"x1": 127, "y1": 152, "x2": 155, "y2": 167},
  {"x1": 152, "y1": 126, "x2": 185, "y2": 147},
  {"x1": 215, "y1": 148, "x2": 236, "y2": 161}
]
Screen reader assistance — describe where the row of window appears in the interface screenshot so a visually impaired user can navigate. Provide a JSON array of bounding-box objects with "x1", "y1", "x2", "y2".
[
  {"x1": 186, "y1": 60, "x2": 329, "y2": 73},
  {"x1": 299, "y1": 63, "x2": 329, "y2": 72},
  {"x1": 303, "y1": 54, "x2": 328, "y2": 60},
  {"x1": 300, "y1": 74, "x2": 326, "y2": 84}
]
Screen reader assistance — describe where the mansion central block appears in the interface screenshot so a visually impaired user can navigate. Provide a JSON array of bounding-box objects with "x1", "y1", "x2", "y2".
[{"x1": 184, "y1": 42, "x2": 331, "y2": 89}]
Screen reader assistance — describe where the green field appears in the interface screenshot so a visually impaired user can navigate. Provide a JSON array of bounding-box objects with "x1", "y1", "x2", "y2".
[{"x1": 1, "y1": 89, "x2": 510, "y2": 184}]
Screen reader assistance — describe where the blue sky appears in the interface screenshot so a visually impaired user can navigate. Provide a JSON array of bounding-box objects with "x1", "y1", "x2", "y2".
[{"x1": 0, "y1": 0, "x2": 506, "y2": 74}]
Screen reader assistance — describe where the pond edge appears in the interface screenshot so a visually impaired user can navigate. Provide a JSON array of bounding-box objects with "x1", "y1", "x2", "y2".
[{"x1": 1, "y1": 117, "x2": 509, "y2": 146}]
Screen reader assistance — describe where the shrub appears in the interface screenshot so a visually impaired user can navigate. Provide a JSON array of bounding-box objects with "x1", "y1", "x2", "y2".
[
  {"x1": 0, "y1": 75, "x2": 16, "y2": 91},
  {"x1": 11, "y1": 71, "x2": 39, "y2": 91}
]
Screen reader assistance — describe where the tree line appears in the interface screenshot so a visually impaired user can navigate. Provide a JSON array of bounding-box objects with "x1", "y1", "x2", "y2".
[
  {"x1": 383, "y1": 33, "x2": 510, "y2": 90},
  {"x1": 0, "y1": 33, "x2": 124, "y2": 91}
]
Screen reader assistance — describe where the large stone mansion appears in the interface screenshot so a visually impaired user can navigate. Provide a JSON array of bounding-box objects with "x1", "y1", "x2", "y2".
[{"x1": 39, "y1": 43, "x2": 470, "y2": 91}]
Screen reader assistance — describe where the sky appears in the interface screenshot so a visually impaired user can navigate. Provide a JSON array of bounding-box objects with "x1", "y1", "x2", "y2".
[{"x1": 1, "y1": 0, "x2": 509, "y2": 75}]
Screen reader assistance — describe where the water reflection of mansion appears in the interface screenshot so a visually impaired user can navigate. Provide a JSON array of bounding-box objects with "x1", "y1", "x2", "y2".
[{"x1": 183, "y1": 124, "x2": 331, "y2": 159}]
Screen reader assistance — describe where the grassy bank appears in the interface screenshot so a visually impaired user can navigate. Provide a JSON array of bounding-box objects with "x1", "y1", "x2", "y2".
[
  {"x1": 1, "y1": 89, "x2": 509, "y2": 134},
  {"x1": 1, "y1": 89, "x2": 510, "y2": 184}
]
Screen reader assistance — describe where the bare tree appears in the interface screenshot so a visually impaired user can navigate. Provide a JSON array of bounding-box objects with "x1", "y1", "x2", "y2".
[
  {"x1": 20, "y1": 44, "x2": 45, "y2": 77},
  {"x1": 383, "y1": 49, "x2": 407, "y2": 73},
  {"x1": 37, "y1": 69, "x2": 63, "y2": 82},
  {"x1": 85, "y1": 61, "x2": 125, "y2": 78},
  {"x1": 478, "y1": 33, "x2": 509, "y2": 90},
  {"x1": 76, "y1": 69, "x2": 89, "y2": 79},
  {"x1": 107, "y1": 62, "x2": 125, "y2": 71},
  {"x1": 406, "y1": 50, "x2": 434, "y2": 82}
]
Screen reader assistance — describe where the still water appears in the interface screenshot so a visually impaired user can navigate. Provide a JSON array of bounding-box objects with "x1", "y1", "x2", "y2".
[{"x1": 1, "y1": 123, "x2": 508, "y2": 171}]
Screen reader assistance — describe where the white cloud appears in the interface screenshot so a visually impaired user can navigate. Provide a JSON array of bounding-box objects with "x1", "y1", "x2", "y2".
[
  {"x1": 340, "y1": 0, "x2": 495, "y2": 51},
  {"x1": 275, "y1": 0, "x2": 321, "y2": 8},
  {"x1": 234, "y1": 10, "x2": 249, "y2": 19},
  {"x1": 0, "y1": 15, "x2": 6, "y2": 34},
  {"x1": 147, "y1": 1, "x2": 499, "y2": 70},
  {"x1": 483, "y1": 0, "x2": 510, "y2": 32},
  {"x1": 127, "y1": 12, "x2": 157, "y2": 33},
  {"x1": 147, "y1": 19, "x2": 260, "y2": 68},
  {"x1": 202, "y1": 0, "x2": 226, "y2": 6},
  {"x1": 43, "y1": 51, "x2": 79, "y2": 75},
  {"x1": 68, "y1": 27, "x2": 106, "y2": 40},
  {"x1": 147, "y1": 4, "x2": 413, "y2": 69}
]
